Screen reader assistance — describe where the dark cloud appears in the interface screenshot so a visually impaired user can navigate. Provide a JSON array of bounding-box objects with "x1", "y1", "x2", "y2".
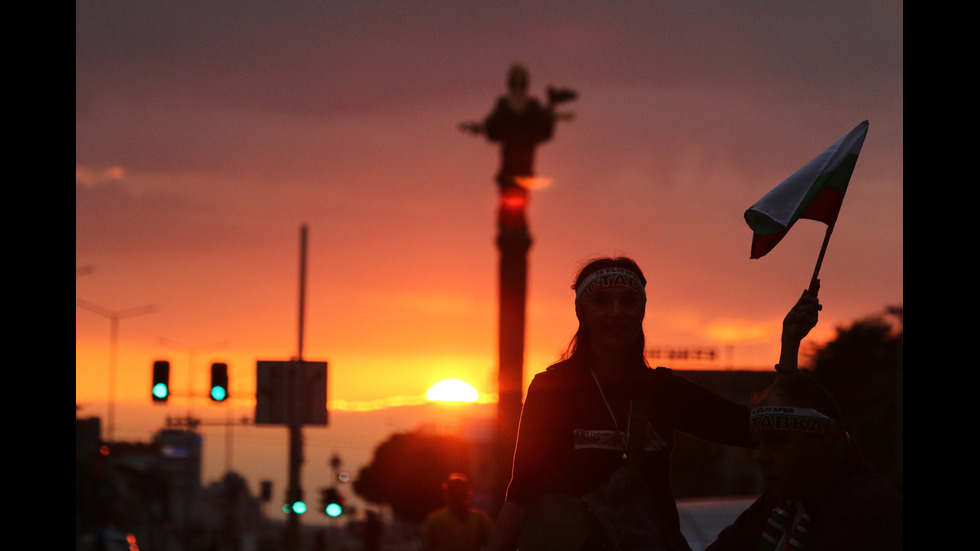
[{"x1": 76, "y1": 2, "x2": 901, "y2": 122}]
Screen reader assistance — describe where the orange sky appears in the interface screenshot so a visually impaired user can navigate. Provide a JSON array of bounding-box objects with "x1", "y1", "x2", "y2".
[{"x1": 76, "y1": 2, "x2": 902, "y2": 509}]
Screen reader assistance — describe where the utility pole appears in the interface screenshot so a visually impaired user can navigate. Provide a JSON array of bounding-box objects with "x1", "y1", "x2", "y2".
[{"x1": 286, "y1": 224, "x2": 309, "y2": 551}]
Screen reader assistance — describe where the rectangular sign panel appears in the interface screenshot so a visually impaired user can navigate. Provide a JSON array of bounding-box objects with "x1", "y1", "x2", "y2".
[{"x1": 255, "y1": 360, "x2": 328, "y2": 426}]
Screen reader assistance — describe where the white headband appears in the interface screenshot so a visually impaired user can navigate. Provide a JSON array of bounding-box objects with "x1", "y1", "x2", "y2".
[
  {"x1": 750, "y1": 406, "x2": 849, "y2": 440},
  {"x1": 575, "y1": 267, "x2": 646, "y2": 304}
]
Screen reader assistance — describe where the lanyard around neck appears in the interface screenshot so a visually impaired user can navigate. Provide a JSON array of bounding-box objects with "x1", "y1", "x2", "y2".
[{"x1": 591, "y1": 369, "x2": 633, "y2": 459}]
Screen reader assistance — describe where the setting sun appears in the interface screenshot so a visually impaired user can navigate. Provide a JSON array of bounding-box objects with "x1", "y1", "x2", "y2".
[{"x1": 425, "y1": 379, "x2": 480, "y2": 403}]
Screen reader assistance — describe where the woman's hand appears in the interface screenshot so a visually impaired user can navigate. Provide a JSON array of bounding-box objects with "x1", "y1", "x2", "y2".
[{"x1": 776, "y1": 282, "x2": 821, "y2": 374}]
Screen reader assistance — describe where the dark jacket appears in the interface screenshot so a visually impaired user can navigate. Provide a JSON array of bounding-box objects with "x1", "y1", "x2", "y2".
[
  {"x1": 506, "y1": 357, "x2": 752, "y2": 549},
  {"x1": 707, "y1": 444, "x2": 903, "y2": 551}
]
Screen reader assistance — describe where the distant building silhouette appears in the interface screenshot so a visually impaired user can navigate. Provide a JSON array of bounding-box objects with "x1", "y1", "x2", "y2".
[{"x1": 76, "y1": 416, "x2": 262, "y2": 551}]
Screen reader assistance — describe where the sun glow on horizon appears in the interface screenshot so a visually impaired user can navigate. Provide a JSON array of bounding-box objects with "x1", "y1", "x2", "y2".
[
  {"x1": 425, "y1": 379, "x2": 480, "y2": 403},
  {"x1": 328, "y1": 388, "x2": 496, "y2": 413},
  {"x1": 702, "y1": 320, "x2": 776, "y2": 345}
]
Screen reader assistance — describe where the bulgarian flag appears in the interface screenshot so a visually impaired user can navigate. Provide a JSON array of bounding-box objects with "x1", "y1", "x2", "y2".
[{"x1": 745, "y1": 120, "x2": 869, "y2": 259}]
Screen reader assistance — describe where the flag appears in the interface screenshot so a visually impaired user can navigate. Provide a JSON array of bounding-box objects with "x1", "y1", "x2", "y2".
[{"x1": 744, "y1": 120, "x2": 869, "y2": 259}]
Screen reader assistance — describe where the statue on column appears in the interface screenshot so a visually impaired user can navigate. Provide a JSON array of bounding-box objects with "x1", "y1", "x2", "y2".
[{"x1": 460, "y1": 63, "x2": 576, "y2": 226}]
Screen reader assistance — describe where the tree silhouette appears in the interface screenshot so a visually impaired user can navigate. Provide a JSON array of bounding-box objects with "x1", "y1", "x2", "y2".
[
  {"x1": 353, "y1": 430, "x2": 475, "y2": 524},
  {"x1": 811, "y1": 307, "x2": 903, "y2": 493}
]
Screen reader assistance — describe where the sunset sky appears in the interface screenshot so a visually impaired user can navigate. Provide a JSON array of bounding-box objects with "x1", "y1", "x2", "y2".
[{"x1": 76, "y1": 1, "x2": 902, "y2": 502}]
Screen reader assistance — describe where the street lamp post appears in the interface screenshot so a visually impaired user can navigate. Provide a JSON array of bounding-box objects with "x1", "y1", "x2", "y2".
[{"x1": 76, "y1": 299, "x2": 155, "y2": 441}]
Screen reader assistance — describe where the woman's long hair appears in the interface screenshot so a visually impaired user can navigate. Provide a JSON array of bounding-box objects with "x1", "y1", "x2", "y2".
[{"x1": 560, "y1": 256, "x2": 649, "y2": 365}]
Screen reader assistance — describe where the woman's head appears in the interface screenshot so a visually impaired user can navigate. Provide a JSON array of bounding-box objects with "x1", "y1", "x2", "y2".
[{"x1": 564, "y1": 257, "x2": 648, "y2": 363}]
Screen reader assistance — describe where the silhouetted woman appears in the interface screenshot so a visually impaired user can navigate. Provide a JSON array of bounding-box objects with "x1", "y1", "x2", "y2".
[{"x1": 486, "y1": 256, "x2": 819, "y2": 551}]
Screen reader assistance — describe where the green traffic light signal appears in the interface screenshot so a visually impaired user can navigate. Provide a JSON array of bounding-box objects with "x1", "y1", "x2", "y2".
[
  {"x1": 152, "y1": 361, "x2": 170, "y2": 403},
  {"x1": 152, "y1": 383, "x2": 169, "y2": 400},
  {"x1": 210, "y1": 363, "x2": 229, "y2": 402},
  {"x1": 210, "y1": 386, "x2": 226, "y2": 401},
  {"x1": 321, "y1": 487, "x2": 344, "y2": 517},
  {"x1": 282, "y1": 502, "x2": 307, "y2": 514}
]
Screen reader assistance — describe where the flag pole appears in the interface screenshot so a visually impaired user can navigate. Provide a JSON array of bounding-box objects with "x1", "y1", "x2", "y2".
[{"x1": 808, "y1": 224, "x2": 834, "y2": 295}]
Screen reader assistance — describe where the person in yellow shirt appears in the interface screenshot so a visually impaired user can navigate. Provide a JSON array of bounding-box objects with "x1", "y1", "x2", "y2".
[{"x1": 422, "y1": 473, "x2": 494, "y2": 551}]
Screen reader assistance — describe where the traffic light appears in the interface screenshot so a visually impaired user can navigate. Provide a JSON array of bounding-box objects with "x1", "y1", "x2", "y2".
[
  {"x1": 210, "y1": 363, "x2": 229, "y2": 402},
  {"x1": 152, "y1": 361, "x2": 170, "y2": 402},
  {"x1": 283, "y1": 501, "x2": 307, "y2": 515},
  {"x1": 282, "y1": 488, "x2": 306, "y2": 515},
  {"x1": 498, "y1": 185, "x2": 528, "y2": 230},
  {"x1": 500, "y1": 185, "x2": 528, "y2": 211},
  {"x1": 320, "y1": 487, "x2": 344, "y2": 517}
]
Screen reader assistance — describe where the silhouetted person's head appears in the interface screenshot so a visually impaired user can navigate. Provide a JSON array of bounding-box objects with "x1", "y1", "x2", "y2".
[
  {"x1": 443, "y1": 473, "x2": 473, "y2": 509},
  {"x1": 564, "y1": 257, "x2": 648, "y2": 365},
  {"x1": 750, "y1": 373, "x2": 850, "y2": 500}
]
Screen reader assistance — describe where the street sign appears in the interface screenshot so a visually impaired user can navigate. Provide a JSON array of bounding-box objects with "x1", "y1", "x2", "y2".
[{"x1": 255, "y1": 360, "x2": 328, "y2": 426}]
